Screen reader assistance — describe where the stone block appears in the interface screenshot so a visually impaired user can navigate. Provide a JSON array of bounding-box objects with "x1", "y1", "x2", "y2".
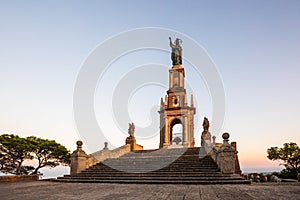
[{"x1": 70, "y1": 141, "x2": 87, "y2": 176}]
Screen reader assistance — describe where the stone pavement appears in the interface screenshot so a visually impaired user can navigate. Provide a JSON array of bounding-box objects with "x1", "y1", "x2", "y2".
[{"x1": 0, "y1": 181, "x2": 299, "y2": 200}]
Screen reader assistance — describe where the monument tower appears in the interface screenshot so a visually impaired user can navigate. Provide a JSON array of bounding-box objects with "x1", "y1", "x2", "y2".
[{"x1": 159, "y1": 37, "x2": 196, "y2": 148}]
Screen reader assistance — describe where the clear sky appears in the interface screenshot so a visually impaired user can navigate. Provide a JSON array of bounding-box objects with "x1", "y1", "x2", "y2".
[{"x1": 0, "y1": 0, "x2": 300, "y2": 172}]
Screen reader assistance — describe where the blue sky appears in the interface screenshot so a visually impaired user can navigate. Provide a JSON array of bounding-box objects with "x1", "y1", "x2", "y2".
[{"x1": 1, "y1": 0, "x2": 300, "y2": 171}]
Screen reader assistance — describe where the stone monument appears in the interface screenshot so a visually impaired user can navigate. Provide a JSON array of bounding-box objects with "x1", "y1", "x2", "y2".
[
  {"x1": 125, "y1": 122, "x2": 143, "y2": 151},
  {"x1": 159, "y1": 37, "x2": 196, "y2": 148},
  {"x1": 66, "y1": 38, "x2": 245, "y2": 183}
]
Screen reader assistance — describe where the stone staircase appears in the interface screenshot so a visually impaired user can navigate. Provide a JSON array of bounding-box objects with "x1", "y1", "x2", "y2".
[{"x1": 56, "y1": 147, "x2": 250, "y2": 184}]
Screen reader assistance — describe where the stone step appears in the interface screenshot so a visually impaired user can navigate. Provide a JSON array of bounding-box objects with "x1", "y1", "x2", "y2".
[
  {"x1": 59, "y1": 148, "x2": 248, "y2": 184},
  {"x1": 84, "y1": 169, "x2": 219, "y2": 172},
  {"x1": 54, "y1": 178, "x2": 251, "y2": 185},
  {"x1": 95, "y1": 163, "x2": 217, "y2": 166},
  {"x1": 58, "y1": 176, "x2": 244, "y2": 181},
  {"x1": 74, "y1": 173, "x2": 227, "y2": 177}
]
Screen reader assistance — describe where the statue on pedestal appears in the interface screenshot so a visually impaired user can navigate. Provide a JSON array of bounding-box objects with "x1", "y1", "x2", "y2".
[
  {"x1": 128, "y1": 122, "x2": 135, "y2": 137},
  {"x1": 169, "y1": 37, "x2": 182, "y2": 65},
  {"x1": 201, "y1": 117, "x2": 211, "y2": 146}
]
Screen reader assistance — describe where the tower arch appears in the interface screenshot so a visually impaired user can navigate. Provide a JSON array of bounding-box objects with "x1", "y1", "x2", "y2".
[{"x1": 170, "y1": 118, "x2": 183, "y2": 145}]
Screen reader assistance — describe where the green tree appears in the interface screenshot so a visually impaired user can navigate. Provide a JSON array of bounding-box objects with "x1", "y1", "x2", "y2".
[
  {"x1": 26, "y1": 136, "x2": 70, "y2": 174},
  {"x1": 0, "y1": 134, "x2": 70, "y2": 175},
  {"x1": 0, "y1": 134, "x2": 34, "y2": 175},
  {"x1": 267, "y1": 142, "x2": 300, "y2": 175}
]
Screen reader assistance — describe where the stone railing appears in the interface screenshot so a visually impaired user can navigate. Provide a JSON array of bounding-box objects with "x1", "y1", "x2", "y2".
[
  {"x1": 88, "y1": 144, "x2": 131, "y2": 167},
  {"x1": 209, "y1": 133, "x2": 236, "y2": 175},
  {"x1": 70, "y1": 141, "x2": 132, "y2": 176}
]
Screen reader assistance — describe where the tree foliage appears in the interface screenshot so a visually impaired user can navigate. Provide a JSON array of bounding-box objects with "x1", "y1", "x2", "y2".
[
  {"x1": 0, "y1": 134, "x2": 70, "y2": 175},
  {"x1": 0, "y1": 134, "x2": 34, "y2": 175},
  {"x1": 267, "y1": 142, "x2": 300, "y2": 174},
  {"x1": 26, "y1": 136, "x2": 70, "y2": 174}
]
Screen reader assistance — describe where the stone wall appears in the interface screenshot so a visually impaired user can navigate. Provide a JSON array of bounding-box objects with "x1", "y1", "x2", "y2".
[
  {"x1": 231, "y1": 142, "x2": 242, "y2": 175},
  {"x1": 70, "y1": 141, "x2": 132, "y2": 176},
  {"x1": 0, "y1": 175, "x2": 39, "y2": 182},
  {"x1": 88, "y1": 144, "x2": 131, "y2": 167},
  {"x1": 133, "y1": 143, "x2": 143, "y2": 151}
]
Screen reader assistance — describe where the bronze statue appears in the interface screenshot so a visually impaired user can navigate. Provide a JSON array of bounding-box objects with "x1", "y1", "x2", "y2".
[
  {"x1": 169, "y1": 37, "x2": 182, "y2": 65},
  {"x1": 128, "y1": 122, "x2": 135, "y2": 137}
]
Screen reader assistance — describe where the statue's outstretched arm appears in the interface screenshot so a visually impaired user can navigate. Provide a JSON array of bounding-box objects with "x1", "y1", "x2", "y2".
[{"x1": 169, "y1": 37, "x2": 173, "y2": 47}]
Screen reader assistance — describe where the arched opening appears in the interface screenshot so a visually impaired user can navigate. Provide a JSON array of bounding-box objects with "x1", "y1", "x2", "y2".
[{"x1": 170, "y1": 119, "x2": 183, "y2": 145}]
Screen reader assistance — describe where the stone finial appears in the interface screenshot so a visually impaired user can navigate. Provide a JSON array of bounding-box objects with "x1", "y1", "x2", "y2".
[
  {"x1": 160, "y1": 97, "x2": 164, "y2": 109},
  {"x1": 222, "y1": 132, "x2": 229, "y2": 140},
  {"x1": 76, "y1": 140, "x2": 83, "y2": 150},
  {"x1": 222, "y1": 133, "x2": 230, "y2": 146},
  {"x1": 103, "y1": 142, "x2": 108, "y2": 150},
  {"x1": 212, "y1": 136, "x2": 216, "y2": 145},
  {"x1": 191, "y1": 94, "x2": 194, "y2": 107}
]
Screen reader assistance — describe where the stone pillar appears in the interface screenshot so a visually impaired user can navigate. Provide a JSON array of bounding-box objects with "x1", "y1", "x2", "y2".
[
  {"x1": 163, "y1": 123, "x2": 170, "y2": 147},
  {"x1": 216, "y1": 133, "x2": 235, "y2": 174},
  {"x1": 231, "y1": 141, "x2": 242, "y2": 175},
  {"x1": 70, "y1": 141, "x2": 87, "y2": 176},
  {"x1": 182, "y1": 116, "x2": 188, "y2": 147},
  {"x1": 126, "y1": 136, "x2": 136, "y2": 151}
]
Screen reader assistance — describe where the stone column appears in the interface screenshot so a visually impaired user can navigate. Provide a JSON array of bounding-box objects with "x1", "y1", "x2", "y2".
[
  {"x1": 169, "y1": 70, "x2": 173, "y2": 88},
  {"x1": 70, "y1": 141, "x2": 87, "y2": 176},
  {"x1": 216, "y1": 133, "x2": 235, "y2": 174},
  {"x1": 163, "y1": 122, "x2": 170, "y2": 147},
  {"x1": 182, "y1": 116, "x2": 188, "y2": 147}
]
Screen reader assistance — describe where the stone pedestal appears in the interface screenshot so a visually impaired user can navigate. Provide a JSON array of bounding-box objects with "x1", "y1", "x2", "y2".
[
  {"x1": 126, "y1": 136, "x2": 143, "y2": 151},
  {"x1": 70, "y1": 141, "x2": 87, "y2": 176},
  {"x1": 216, "y1": 133, "x2": 235, "y2": 174}
]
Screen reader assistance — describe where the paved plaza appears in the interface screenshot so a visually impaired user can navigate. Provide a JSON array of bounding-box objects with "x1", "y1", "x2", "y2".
[{"x1": 0, "y1": 181, "x2": 299, "y2": 200}]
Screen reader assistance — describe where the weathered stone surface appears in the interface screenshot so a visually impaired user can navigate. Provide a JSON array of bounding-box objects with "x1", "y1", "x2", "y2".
[
  {"x1": 159, "y1": 41, "x2": 196, "y2": 148},
  {"x1": 213, "y1": 133, "x2": 236, "y2": 174},
  {"x1": 0, "y1": 175, "x2": 39, "y2": 182},
  {"x1": 70, "y1": 141, "x2": 88, "y2": 176},
  {"x1": 91, "y1": 144, "x2": 131, "y2": 162},
  {"x1": 216, "y1": 148, "x2": 235, "y2": 174},
  {"x1": 0, "y1": 181, "x2": 299, "y2": 200}
]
